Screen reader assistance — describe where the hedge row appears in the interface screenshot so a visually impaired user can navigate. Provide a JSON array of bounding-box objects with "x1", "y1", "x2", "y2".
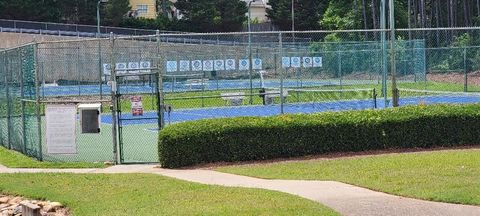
[{"x1": 158, "y1": 104, "x2": 480, "y2": 168}]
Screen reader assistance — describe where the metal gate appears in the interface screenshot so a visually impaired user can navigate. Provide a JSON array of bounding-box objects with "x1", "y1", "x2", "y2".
[{"x1": 115, "y1": 71, "x2": 162, "y2": 163}]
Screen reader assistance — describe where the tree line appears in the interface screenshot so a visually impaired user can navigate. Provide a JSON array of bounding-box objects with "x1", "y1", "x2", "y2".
[{"x1": 1, "y1": 0, "x2": 480, "y2": 32}]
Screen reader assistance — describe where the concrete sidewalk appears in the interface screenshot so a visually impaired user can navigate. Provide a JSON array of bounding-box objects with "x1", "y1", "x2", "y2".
[{"x1": 1, "y1": 164, "x2": 480, "y2": 216}]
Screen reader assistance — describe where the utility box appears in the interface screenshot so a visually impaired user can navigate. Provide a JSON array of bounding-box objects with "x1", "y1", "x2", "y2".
[{"x1": 78, "y1": 103, "x2": 101, "y2": 134}]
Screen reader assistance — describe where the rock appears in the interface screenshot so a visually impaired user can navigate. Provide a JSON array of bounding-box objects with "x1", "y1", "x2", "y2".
[
  {"x1": 44, "y1": 202, "x2": 62, "y2": 213},
  {"x1": 8, "y1": 197, "x2": 22, "y2": 205},
  {"x1": 0, "y1": 197, "x2": 8, "y2": 204},
  {"x1": 104, "y1": 161, "x2": 114, "y2": 166},
  {"x1": 12, "y1": 206, "x2": 21, "y2": 215},
  {"x1": 37, "y1": 201, "x2": 48, "y2": 207},
  {"x1": 49, "y1": 202, "x2": 62, "y2": 208},
  {"x1": 0, "y1": 204, "x2": 8, "y2": 210}
]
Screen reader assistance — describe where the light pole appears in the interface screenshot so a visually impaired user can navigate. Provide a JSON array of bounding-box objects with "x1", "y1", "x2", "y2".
[
  {"x1": 389, "y1": 0, "x2": 398, "y2": 107},
  {"x1": 97, "y1": 0, "x2": 108, "y2": 99},
  {"x1": 248, "y1": 0, "x2": 256, "y2": 104},
  {"x1": 291, "y1": 0, "x2": 295, "y2": 32},
  {"x1": 97, "y1": 0, "x2": 109, "y2": 36}
]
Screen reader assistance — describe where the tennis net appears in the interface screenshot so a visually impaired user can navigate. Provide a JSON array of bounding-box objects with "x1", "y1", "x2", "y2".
[{"x1": 399, "y1": 88, "x2": 480, "y2": 106}]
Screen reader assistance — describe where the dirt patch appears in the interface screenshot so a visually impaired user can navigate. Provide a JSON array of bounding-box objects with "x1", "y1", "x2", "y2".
[{"x1": 428, "y1": 72, "x2": 480, "y2": 86}]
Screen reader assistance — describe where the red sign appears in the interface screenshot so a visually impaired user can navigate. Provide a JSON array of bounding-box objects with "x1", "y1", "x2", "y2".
[{"x1": 131, "y1": 96, "x2": 143, "y2": 116}]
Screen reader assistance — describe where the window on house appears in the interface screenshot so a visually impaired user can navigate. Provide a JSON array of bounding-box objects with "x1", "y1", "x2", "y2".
[{"x1": 137, "y1": 5, "x2": 148, "y2": 15}]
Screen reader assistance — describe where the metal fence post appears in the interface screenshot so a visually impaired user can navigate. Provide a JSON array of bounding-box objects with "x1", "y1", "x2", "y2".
[
  {"x1": 98, "y1": 35, "x2": 103, "y2": 99},
  {"x1": 248, "y1": 32, "x2": 254, "y2": 104},
  {"x1": 5, "y1": 52, "x2": 11, "y2": 150},
  {"x1": 20, "y1": 47, "x2": 26, "y2": 154},
  {"x1": 464, "y1": 47, "x2": 468, "y2": 92},
  {"x1": 109, "y1": 32, "x2": 119, "y2": 164},
  {"x1": 389, "y1": 0, "x2": 399, "y2": 107},
  {"x1": 380, "y1": 0, "x2": 388, "y2": 107},
  {"x1": 279, "y1": 32, "x2": 284, "y2": 114},
  {"x1": 34, "y1": 43, "x2": 43, "y2": 161},
  {"x1": 157, "y1": 30, "x2": 165, "y2": 129}
]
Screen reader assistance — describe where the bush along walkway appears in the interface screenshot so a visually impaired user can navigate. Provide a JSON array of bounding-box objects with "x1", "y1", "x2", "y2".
[{"x1": 1, "y1": 165, "x2": 480, "y2": 216}]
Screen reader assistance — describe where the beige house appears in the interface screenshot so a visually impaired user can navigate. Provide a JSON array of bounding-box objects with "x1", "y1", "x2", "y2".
[
  {"x1": 167, "y1": 0, "x2": 270, "y2": 22},
  {"x1": 129, "y1": 0, "x2": 157, "y2": 19},
  {"x1": 248, "y1": 0, "x2": 270, "y2": 22}
]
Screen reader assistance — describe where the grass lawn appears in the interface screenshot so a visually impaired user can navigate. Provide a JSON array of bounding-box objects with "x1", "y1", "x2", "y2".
[
  {"x1": 217, "y1": 149, "x2": 480, "y2": 206},
  {"x1": 0, "y1": 173, "x2": 338, "y2": 216},
  {"x1": 0, "y1": 146, "x2": 105, "y2": 168}
]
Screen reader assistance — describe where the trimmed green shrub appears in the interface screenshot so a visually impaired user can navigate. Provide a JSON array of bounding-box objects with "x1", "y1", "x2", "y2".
[{"x1": 159, "y1": 104, "x2": 480, "y2": 168}]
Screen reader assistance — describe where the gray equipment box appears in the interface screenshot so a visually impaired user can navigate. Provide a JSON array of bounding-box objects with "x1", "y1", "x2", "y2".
[{"x1": 78, "y1": 104, "x2": 102, "y2": 134}]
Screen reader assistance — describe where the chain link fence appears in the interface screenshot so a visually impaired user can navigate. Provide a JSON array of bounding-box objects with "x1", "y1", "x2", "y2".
[{"x1": 1, "y1": 27, "x2": 480, "y2": 163}]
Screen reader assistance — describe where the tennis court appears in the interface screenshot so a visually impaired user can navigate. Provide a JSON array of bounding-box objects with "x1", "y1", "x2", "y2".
[{"x1": 102, "y1": 88, "x2": 480, "y2": 126}]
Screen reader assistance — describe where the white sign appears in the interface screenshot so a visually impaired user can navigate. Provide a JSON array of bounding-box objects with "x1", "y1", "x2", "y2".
[
  {"x1": 103, "y1": 64, "x2": 111, "y2": 75},
  {"x1": 303, "y1": 57, "x2": 313, "y2": 68},
  {"x1": 313, "y1": 57, "x2": 323, "y2": 67},
  {"x1": 225, "y1": 59, "x2": 236, "y2": 70},
  {"x1": 116, "y1": 63, "x2": 127, "y2": 74},
  {"x1": 291, "y1": 57, "x2": 301, "y2": 68},
  {"x1": 253, "y1": 58, "x2": 262, "y2": 70},
  {"x1": 140, "y1": 61, "x2": 151, "y2": 73},
  {"x1": 282, "y1": 57, "x2": 290, "y2": 68},
  {"x1": 214, "y1": 60, "x2": 225, "y2": 71},
  {"x1": 203, "y1": 60, "x2": 214, "y2": 71},
  {"x1": 166, "y1": 61, "x2": 178, "y2": 72},
  {"x1": 129, "y1": 62, "x2": 140, "y2": 74},
  {"x1": 179, "y1": 60, "x2": 190, "y2": 72},
  {"x1": 239, "y1": 59, "x2": 249, "y2": 70},
  {"x1": 192, "y1": 60, "x2": 203, "y2": 71},
  {"x1": 46, "y1": 104, "x2": 77, "y2": 154},
  {"x1": 131, "y1": 96, "x2": 143, "y2": 116}
]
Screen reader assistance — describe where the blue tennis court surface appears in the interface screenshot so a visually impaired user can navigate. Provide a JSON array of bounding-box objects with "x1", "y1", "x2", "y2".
[
  {"x1": 102, "y1": 94, "x2": 480, "y2": 126},
  {"x1": 38, "y1": 79, "x2": 332, "y2": 97}
]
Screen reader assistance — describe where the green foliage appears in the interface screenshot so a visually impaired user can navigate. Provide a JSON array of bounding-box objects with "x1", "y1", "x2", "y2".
[
  {"x1": 120, "y1": 16, "x2": 170, "y2": 30},
  {"x1": 159, "y1": 104, "x2": 480, "y2": 168},
  {"x1": 174, "y1": 0, "x2": 247, "y2": 32},
  {"x1": 0, "y1": 0, "x2": 62, "y2": 23},
  {"x1": 431, "y1": 33, "x2": 480, "y2": 72},
  {"x1": 104, "y1": 0, "x2": 131, "y2": 26},
  {"x1": 0, "y1": 146, "x2": 105, "y2": 168},
  {"x1": 267, "y1": 0, "x2": 327, "y2": 31},
  {"x1": 321, "y1": 0, "x2": 359, "y2": 30}
]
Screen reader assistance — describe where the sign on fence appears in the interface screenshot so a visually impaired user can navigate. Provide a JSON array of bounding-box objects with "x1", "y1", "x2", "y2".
[
  {"x1": 225, "y1": 59, "x2": 236, "y2": 70},
  {"x1": 131, "y1": 96, "x2": 144, "y2": 116},
  {"x1": 46, "y1": 104, "x2": 77, "y2": 154},
  {"x1": 239, "y1": 59, "x2": 249, "y2": 70},
  {"x1": 203, "y1": 60, "x2": 214, "y2": 71},
  {"x1": 103, "y1": 61, "x2": 152, "y2": 74},
  {"x1": 179, "y1": 60, "x2": 190, "y2": 71},
  {"x1": 253, "y1": 58, "x2": 262, "y2": 70},
  {"x1": 166, "y1": 61, "x2": 178, "y2": 72},
  {"x1": 282, "y1": 57, "x2": 323, "y2": 68}
]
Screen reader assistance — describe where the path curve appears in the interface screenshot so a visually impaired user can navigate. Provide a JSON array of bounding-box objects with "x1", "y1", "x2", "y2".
[{"x1": 1, "y1": 165, "x2": 479, "y2": 216}]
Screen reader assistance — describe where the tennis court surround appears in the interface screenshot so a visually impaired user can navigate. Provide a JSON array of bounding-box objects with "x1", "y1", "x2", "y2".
[{"x1": 2, "y1": 29, "x2": 480, "y2": 164}]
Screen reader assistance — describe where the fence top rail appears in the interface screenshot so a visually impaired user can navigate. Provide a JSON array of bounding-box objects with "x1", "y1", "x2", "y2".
[
  {"x1": 0, "y1": 19, "x2": 184, "y2": 34},
  {"x1": 157, "y1": 29, "x2": 391, "y2": 37},
  {"x1": 37, "y1": 37, "x2": 110, "y2": 45},
  {"x1": 1, "y1": 42, "x2": 36, "y2": 52},
  {"x1": 397, "y1": 26, "x2": 480, "y2": 31}
]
